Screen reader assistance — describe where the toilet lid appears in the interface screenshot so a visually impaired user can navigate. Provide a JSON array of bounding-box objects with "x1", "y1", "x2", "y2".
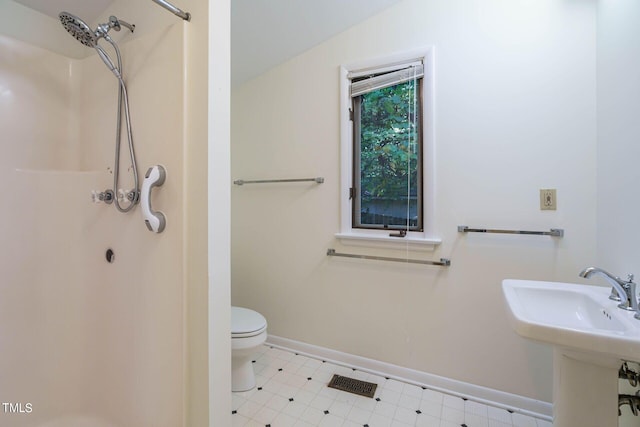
[{"x1": 231, "y1": 306, "x2": 267, "y2": 337}]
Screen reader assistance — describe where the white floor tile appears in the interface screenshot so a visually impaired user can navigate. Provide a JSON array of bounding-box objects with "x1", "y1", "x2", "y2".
[
  {"x1": 403, "y1": 383, "x2": 425, "y2": 399},
  {"x1": 231, "y1": 345, "x2": 549, "y2": 427},
  {"x1": 397, "y1": 393, "x2": 420, "y2": 411},
  {"x1": 422, "y1": 389, "x2": 445, "y2": 404},
  {"x1": 415, "y1": 413, "x2": 441, "y2": 427},
  {"x1": 318, "y1": 413, "x2": 345, "y2": 427},
  {"x1": 488, "y1": 406, "x2": 514, "y2": 423},
  {"x1": 231, "y1": 413, "x2": 250, "y2": 427},
  {"x1": 512, "y1": 412, "x2": 538, "y2": 427},
  {"x1": 441, "y1": 406, "x2": 465, "y2": 424},
  {"x1": 368, "y1": 412, "x2": 394, "y2": 427},
  {"x1": 252, "y1": 406, "x2": 279, "y2": 424},
  {"x1": 374, "y1": 400, "x2": 399, "y2": 418},
  {"x1": 273, "y1": 412, "x2": 297, "y2": 427},
  {"x1": 328, "y1": 400, "x2": 352, "y2": 418},
  {"x1": 346, "y1": 405, "x2": 371, "y2": 424},
  {"x1": 393, "y1": 406, "x2": 418, "y2": 425},
  {"x1": 465, "y1": 412, "x2": 489, "y2": 427},
  {"x1": 465, "y1": 400, "x2": 489, "y2": 417},
  {"x1": 442, "y1": 394, "x2": 465, "y2": 410}
]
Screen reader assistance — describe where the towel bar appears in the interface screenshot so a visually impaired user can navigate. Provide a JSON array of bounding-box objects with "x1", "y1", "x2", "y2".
[
  {"x1": 457, "y1": 225, "x2": 564, "y2": 237},
  {"x1": 326, "y1": 249, "x2": 451, "y2": 266}
]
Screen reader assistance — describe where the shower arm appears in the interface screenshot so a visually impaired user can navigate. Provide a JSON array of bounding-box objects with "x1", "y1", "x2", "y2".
[
  {"x1": 109, "y1": 16, "x2": 135, "y2": 33},
  {"x1": 151, "y1": 0, "x2": 191, "y2": 21}
]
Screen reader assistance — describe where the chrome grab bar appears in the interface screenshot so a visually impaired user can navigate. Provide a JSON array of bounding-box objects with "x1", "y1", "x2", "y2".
[
  {"x1": 151, "y1": 0, "x2": 191, "y2": 21},
  {"x1": 457, "y1": 225, "x2": 564, "y2": 237},
  {"x1": 234, "y1": 177, "x2": 324, "y2": 186},
  {"x1": 326, "y1": 249, "x2": 451, "y2": 266}
]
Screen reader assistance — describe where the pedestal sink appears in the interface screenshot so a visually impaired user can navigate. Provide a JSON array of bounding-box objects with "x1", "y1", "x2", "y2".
[{"x1": 502, "y1": 280, "x2": 640, "y2": 427}]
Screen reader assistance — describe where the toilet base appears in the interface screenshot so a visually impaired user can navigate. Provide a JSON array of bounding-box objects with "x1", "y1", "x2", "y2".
[{"x1": 232, "y1": 357, "x2": 256, "y2": 392}]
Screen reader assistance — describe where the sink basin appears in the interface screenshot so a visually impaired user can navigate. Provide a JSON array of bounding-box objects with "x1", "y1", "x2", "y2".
[
  {"x1": 502, "y1": 279, "x2": 640, "y2": 362},
  {"x1": 503, "y1": 279, "x2": 640, "y2": 427}
]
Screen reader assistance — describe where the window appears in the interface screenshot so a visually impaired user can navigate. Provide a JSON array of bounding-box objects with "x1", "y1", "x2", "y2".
[
  {"x1": 352, "y1": 64, "x2": 423, "y2": 231},
  {"x1": 338, "y1": 48, "x2": 439, "y2": 247}
]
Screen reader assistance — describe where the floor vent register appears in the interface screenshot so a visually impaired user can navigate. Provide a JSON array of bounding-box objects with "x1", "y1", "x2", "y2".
[{"x1": 327, "y1": 374, "x2": 377, "y2": 398}]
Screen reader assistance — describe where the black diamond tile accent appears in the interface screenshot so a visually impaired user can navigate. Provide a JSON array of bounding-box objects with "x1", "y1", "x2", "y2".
[
  {"x1": 375, "y1": 398, "x2": 381, "y2": 402},
  {"x1": 352, "y1": 368, "x2": 356, "y2": 371},
  {"x1": 364, "y1": 424, "x2": 369, "y2": 427},
  {"x1": 324, "y1": 410, "x2": 330, "y2": 415},
  {"x1": 461, "y1": 424, "x2": 468, "y2": 427},
  {"x1": 257, "y1": 387, "x2": 262, "y2": 391},
  {"x1": 507, "y1": 409, "x2": 514, "y2": 413},
  {"x1": 422, "y1": 386, "x2": 427, "y2": 390},
  {"x1": 231, "y1": 410, "x2": 237, "y2": 414},
  {"x1": 289, "y1": 398, "x2": 294, "y2": 402},
  {"x1": 462, "y1": 397, "x2": 468, "y2": 401},
  {"x1": 416, "y1": 410, "x2": 422, "y2": 414},
  {"x1": 266, "y1": 424, "x2": 271, "y2": 427},
  {"x1": 307, "y1": 377, "x2": 312, "y2": 381},
  {"x1": 278, "y1": 368, "x2": 283, "y2": 371}
]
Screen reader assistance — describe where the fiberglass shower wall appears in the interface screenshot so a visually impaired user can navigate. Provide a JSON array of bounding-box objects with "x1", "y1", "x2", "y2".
[{"x1": 0, "y1": 13, "x2": 186, "y2": 427}]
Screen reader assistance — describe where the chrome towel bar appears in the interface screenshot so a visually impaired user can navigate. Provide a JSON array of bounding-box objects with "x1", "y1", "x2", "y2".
[
  {"x1": 151, "y1": 0, "x2": 191, "y2": 21},
  {"x1": 326, "y1": 249, "x2": 451, "y2": 266},
  {"x1": 457, "y1": 225, "x2": 564, "y2": 237},
  {"x1": 234, "y1": 177, "x2": 324, "y2": 186}
]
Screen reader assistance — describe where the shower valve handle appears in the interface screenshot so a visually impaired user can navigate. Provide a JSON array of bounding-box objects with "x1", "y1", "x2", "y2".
[{"x1": 141, "y1": 165, "x2": 166, "y2": 233}]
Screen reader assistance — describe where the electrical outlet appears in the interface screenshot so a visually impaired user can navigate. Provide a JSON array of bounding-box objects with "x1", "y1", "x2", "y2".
[{"x1": 540, "y1": 189, "x2": 557, "y2": 210}]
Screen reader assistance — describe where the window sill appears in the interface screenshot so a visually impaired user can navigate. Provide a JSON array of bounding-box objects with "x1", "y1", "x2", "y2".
[{"x1": 335, "y1": 232, "x2": 441, "y2": 251}]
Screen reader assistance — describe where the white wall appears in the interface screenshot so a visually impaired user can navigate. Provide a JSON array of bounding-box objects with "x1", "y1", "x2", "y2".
[
  {"x1": 596, "y1": 0, "x2": 640, "y2": 278},
  {"x1": 231, "y1": 0, "x2": 598, "y2": 403},
  {"x1": 596, "y1": 1, "x2": 640, "y2": 426}
]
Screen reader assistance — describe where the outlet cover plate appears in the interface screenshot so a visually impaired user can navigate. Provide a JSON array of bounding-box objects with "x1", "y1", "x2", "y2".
[{"x1": 540, "y1": 189, "x2": 557, "y2": 210}]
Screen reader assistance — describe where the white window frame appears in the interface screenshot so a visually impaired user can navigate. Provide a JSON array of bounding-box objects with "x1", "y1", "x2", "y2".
[{"x1": 336, "y1": 47, "x2": 440, "y2": 250}]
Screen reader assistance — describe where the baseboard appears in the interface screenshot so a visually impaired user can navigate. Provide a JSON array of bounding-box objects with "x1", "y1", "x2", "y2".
[{"x1": 266, "y1": 335, "x2": 552, "y2": 421}]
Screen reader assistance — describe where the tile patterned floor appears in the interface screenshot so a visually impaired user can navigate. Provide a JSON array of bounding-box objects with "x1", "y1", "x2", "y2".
[{"x1": 231, "y1": 345, "x2": 552, "y2": 427}]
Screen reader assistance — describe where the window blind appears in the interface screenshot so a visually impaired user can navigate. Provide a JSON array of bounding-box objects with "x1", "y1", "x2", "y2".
[{"x1": 349, "y1": 60, "x2": 423, "y2": 98}]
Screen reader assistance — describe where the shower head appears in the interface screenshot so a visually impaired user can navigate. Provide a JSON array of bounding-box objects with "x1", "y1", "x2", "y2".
[
  {"x1": 59, "y1": 12, "x2": 135, "y2": 81},
  {"x1": 59, "y1": 12, "x2": 135, "y2": 48},
  {"x1": 59, "y1": 11, "x2": 97, "y2": 47}
]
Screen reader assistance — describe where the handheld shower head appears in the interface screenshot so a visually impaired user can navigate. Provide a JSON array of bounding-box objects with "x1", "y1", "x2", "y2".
[
  {"x1": 59, "y1": 11, "x2": 97, "y2": 47},
  {"x1": 59, "y1": 12, "x2": 135, "y2": 81},
  {"x1": 59, "y1": 12, "x2": 135, "y2": 48}
]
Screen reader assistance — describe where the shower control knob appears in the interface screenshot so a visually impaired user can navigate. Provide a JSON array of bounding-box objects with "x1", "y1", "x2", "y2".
[{"x1": 127, "y1": 190, "x2": 140, "y2": 203}]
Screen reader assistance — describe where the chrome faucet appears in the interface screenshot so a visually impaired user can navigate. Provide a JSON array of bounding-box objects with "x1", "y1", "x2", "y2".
[{"x1": 579, "y1": 267, "x2": 638, "y2": 312}]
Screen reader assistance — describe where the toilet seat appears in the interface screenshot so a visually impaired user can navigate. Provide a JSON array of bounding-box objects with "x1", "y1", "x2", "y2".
[{"x1": 232, "y1": 307, "x2": 267, "y2": 338}]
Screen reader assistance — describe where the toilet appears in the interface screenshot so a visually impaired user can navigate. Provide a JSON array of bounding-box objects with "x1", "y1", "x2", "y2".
[{"x1": 231, "y1": 306, "x2": 267, "y2": 392}]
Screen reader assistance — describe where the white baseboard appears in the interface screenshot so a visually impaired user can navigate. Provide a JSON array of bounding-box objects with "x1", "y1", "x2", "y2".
[{"x1": 266, "y1": 335, "x2": 552, "y2": 421}]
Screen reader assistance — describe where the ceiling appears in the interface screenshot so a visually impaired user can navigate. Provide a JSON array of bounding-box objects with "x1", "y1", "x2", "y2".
[
  {"x1": 10, "y1": 0, "x2": 404, "y2": 86},
  {"x1": 231, "y1": 0, "x2": 403, "y2": 85}
]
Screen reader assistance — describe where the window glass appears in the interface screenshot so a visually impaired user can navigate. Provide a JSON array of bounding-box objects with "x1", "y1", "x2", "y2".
[{"x1": 352, "y1": 78, "x2": 422, "y2": 231}]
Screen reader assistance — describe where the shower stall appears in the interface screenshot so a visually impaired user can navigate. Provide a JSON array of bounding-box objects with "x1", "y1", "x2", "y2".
[{"x1": 0, "y1": 0, "x2": 219, "y2": 425}]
